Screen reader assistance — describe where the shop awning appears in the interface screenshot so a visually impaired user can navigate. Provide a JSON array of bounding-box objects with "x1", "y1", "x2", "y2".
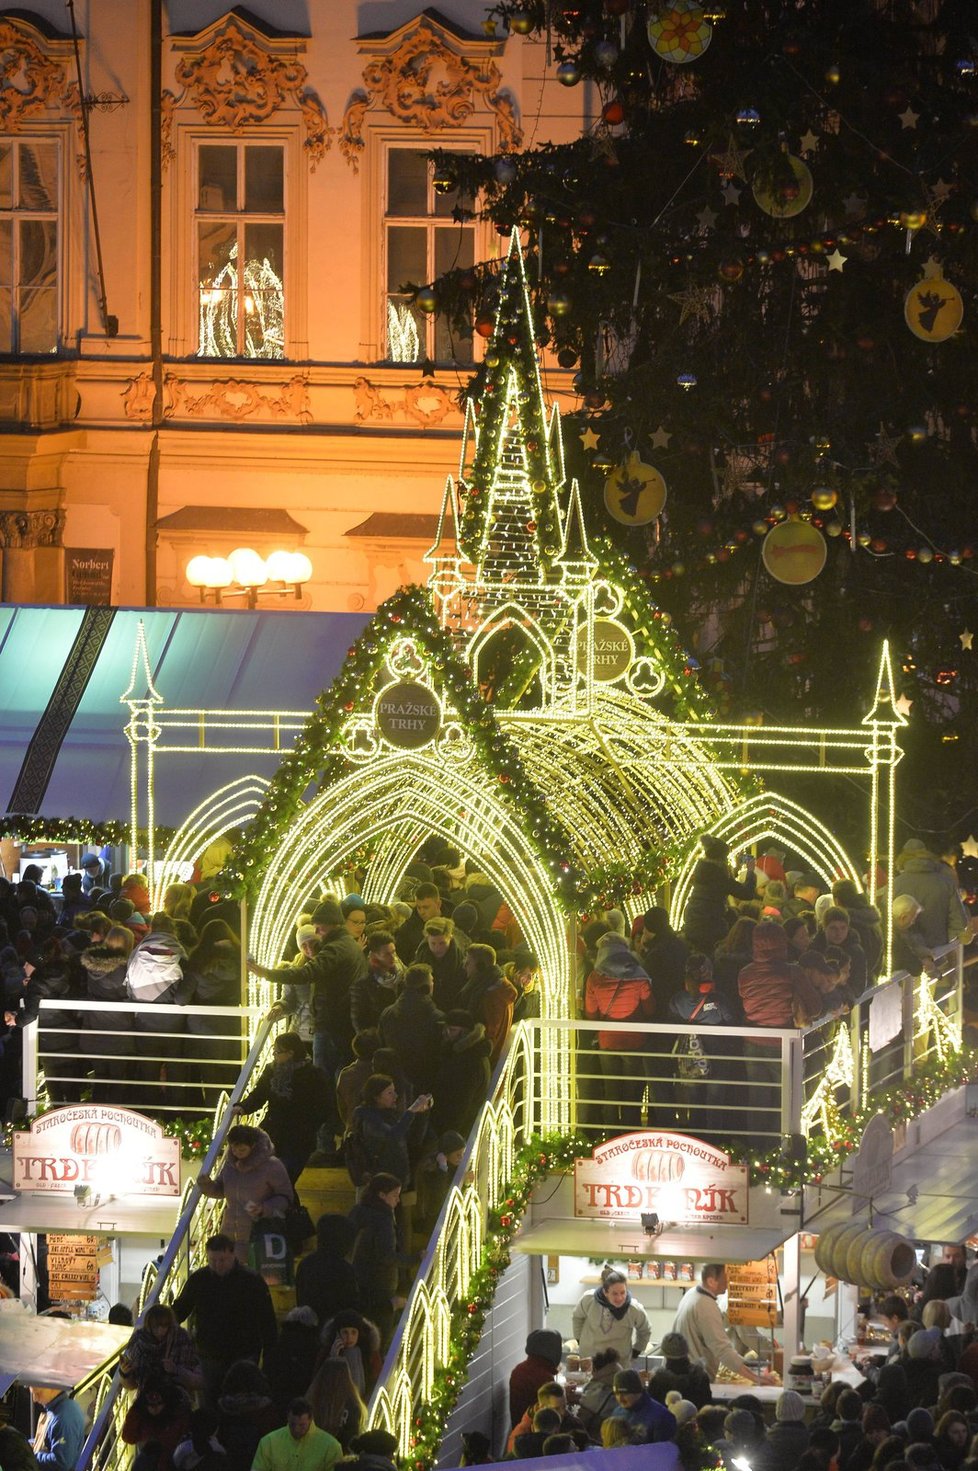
[
  {"x1": 0, "y1": 604, "x2": 369, "y2": 825},
  {"x1": 0, "y1": 1302, "x2": 130, "y2": 1390},
  {"x1": 511, "y1": 1217, "x2": 791, "y2": 1264}
]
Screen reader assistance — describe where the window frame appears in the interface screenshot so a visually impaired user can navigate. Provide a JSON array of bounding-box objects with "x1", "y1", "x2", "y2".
[
  {"x1": 165, "y1": 124, "x2": 306, "y2": 361},
  {"x1": 358, "y1": 123, "x2": 494, "y2": 366},
  {"x1": 0, "y1": 132, "x2": 64, "y2": 357}
]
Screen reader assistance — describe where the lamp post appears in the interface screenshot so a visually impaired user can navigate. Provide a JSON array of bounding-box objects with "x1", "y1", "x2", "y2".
[{"x1": 186, "y1": 547, "x2": 312, "y2": 608}]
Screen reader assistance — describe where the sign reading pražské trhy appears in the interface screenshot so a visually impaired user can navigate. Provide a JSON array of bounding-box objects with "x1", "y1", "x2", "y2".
[
  {"x1": 13, "y1": 1106, "x2": 181, "y2": 1197},
  {"x1": 574, "y1": 1132, "x2": 749, "y2": 1225}
]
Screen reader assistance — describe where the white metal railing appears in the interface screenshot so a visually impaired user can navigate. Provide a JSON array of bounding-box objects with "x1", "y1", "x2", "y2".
[
  {"x1": 76, "y1": 1010, "x2": 278, "y2": 1471},
  {"x1": 23, "y1": 999, "x2": 259, "y2": 1118},
  {"x1": 367, "y1": 942, "x2": 967, "y2": 1457}
]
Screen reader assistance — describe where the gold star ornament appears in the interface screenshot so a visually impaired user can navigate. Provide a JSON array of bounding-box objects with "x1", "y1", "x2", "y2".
[{"x1": 580, "y1": 425, "x2": 601, "y2": 451}]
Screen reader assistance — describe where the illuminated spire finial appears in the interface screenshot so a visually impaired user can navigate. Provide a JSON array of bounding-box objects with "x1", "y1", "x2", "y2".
[
  {"x1": 556, "y1": 479, "x2": 597, "y2": 570},
  {"x1": 862, "y1": 640, "x2": 907, "y2": 726},
  {"x1": 121, "y1": 620, "x2": 163, "y2": 705}
]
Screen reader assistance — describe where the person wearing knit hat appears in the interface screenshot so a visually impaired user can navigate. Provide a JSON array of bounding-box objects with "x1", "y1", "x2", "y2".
[
  {"x1": 648, "y1": 1331, "x2": 712, "y2": 1409},
  {"x1": 663, "y1": 1392, "x2": 698, "y2": 1426},
  {"x1": 610, "y1": 1369, "x2": 677, "y2": 1443},
  {"x1": 756, "y1": 1389, "x2": 810, "y2": 1467}
]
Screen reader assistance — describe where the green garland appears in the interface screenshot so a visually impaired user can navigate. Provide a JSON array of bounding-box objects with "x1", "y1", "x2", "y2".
[
  {"x1": 0, "y1": 815, "x2": 176, "y2": 850},
  {"x1": 2, "y1": 1112, "x2": 212, "y2": 1161}
]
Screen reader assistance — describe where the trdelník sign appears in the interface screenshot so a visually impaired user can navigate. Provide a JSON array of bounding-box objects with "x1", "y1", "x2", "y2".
[{"x1": 13, "y1": 1106, "x2": 181, "y2": 1197}]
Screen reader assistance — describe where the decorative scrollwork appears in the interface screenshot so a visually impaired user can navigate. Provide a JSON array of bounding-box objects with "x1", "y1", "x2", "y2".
[
  {"x1": 436, "y1": 722, "x2": 473, "y2": 762},
  {"x1": 0, "y1": 508, "x2": 66, "y2": 549},
  {"x1": 626, "y1": 657, "x2": 667, "y2": 698},
  {"x1": 0, "y1": 16, "x2": 79, "y2": 130},
  {"x1": 340, "y1": 719, "x2": 380, "y2": 763},
  {"x1": 387, "y1": 639, "x2": 427, "y2": 679}
]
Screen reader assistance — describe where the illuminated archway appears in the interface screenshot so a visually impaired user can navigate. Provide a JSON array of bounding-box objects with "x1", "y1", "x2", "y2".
[
  {"x1": 152, "y1": 775, "x2": 271, "y2": 908},
  {"x1": 668, "y1": 792, "x2": 863, "y2": 929},
  {"x1": 469, "y1": 604, "x2": 555, "y2": 706}
]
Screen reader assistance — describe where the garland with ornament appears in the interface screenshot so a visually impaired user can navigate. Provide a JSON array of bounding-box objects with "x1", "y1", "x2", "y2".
[{"x1": 0, "y1": 815, "x2": 176, "y2": 851}]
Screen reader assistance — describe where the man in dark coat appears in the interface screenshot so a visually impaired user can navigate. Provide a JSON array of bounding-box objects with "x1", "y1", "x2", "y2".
[
  {"x1": 378, "y1": 965, "x2": 444, "y2": 1094},
  {"x1": 682, "y1": 836, "x2": 756, "y2": 954},
  {"x1": 432, "y1": 1009, "x2": 491, "y2": 1135},
  {"x1": 893, "y1": 838, "x2": 972, "y2": 948},
  {"x1": 350, "y1": 931, "x2": 401, "y2": 1034},
  {"x1": 415, "y1": 917, "x2": 468, "y2": 1009},
  {"x1": 294, "y1": 1212, "x2": 361, "y2": 1324},
  {"x1": 171, "y1": 1233, "x2": 277, "y2": 1405},
  {"x1": 635, "y1": 905, "x2": 689, "y2": 1011},
  {"x1": 394, "y1": 883, "x2": 452, "y2": 964}
]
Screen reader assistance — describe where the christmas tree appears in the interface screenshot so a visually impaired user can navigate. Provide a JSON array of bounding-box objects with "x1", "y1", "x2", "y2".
[{"x1": 424, "y1": 0, "x2": 978, "y2": 853}]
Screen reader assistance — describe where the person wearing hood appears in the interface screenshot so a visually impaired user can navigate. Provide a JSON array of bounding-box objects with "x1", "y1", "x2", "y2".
[
  {"x1": 576, "y1": 1348, "x2": 622, "y2": 1437},
  {"x1": 633, "y1": 905, "x2": 689, "y2": 1012},
  {"x1": 432, "y1": 1008, "x2": 491, "y2": 1136},
  {"x1": 196, "y1": 1125, "x2": 294, "y2": 1265},
  {"x1": 347, "y1": 1172, "x2": 406, "y2": 1350},
  {"x1": 893, "y1": 838, "x2": 972, "y2": 949},
  {"x1": 262, "y1": 1306, "x2": 321, "y2": 1419},
  {"x1": 583, "y1": 931, "x2": 654, "y2": 1127},
  {"x1": 682, "y1": 835, "x2": 757, "y2": 955},
  {"x1": 753, "y1": 1390, "x2": 809, "y2": 1471},
  {"x1": 509, "y1": 1328, "x2": 564, "y2": 1428},
  {"x1": 127, "y1": 921, "x2": 194, "y2": 1102},
  {"x1": 295, "y1": 1213, "x2": 360, "y2": 1325},
  {"x1": 214, "y1": 1360, "x2": 277, "y2": 1471},
  {"x1": 609, "y1": 1368, "x2": 677, "y2": 1444},
  {"x1": 832, "y1": 880, "x2": 884, "y2": 979},
  {"x1": 457, "y1": 944, "x2": 518, "y2": 1067},
  {"x1": 738, "y1": 921, "x2": 822, "y2": 1133},
  {"x1": 903, "y1": 1327, "x2": 945, "y2": 1408},
  {"x1": 5, "y1": 936, "x2": 82, "y2": 1103},
  {"x1": 317, "y1": 1310, "x2": 383, "y2": 1399},
  {"x1": 378, "y1": 964, "x2": 444, "y2": 1094},
  {"x1": 234, "y1": 1031, "x2": 329, "y2": 1182},
  {"x1": 572, "y1": 1269, "x2": 652, "y2": 1366}
]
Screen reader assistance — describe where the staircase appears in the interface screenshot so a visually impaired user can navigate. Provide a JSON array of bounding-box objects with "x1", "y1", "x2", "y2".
[{"x1": 268, "y1": 1165, "x2": 357, "y2": 1320}]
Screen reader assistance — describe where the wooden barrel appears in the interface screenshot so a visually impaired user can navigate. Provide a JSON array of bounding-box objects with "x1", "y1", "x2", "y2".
[
  {"x1": 70, "y1": 1122, "x2": 122, "y2": 1156},
  {"x1": 814, "y1": 1223, "x2": 852, "y2": 1276},
  {"x1": 860, "y1": 1231, "x2": 916, "y2": 1289},
  {"x1": 844, "y1": 1228, "x2": 879, "y2": 1286},
  {"x1": 825, "y1": 1223, "x2": 871, "y2": 1283}
]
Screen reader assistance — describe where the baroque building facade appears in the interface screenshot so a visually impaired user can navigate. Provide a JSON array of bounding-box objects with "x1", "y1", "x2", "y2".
[{"x1": 0, "y1": 0, "x2": 585, "y2": 610}]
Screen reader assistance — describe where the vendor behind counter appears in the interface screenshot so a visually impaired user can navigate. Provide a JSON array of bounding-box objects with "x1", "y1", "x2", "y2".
[{"x1": 572, "y1": 1271, "x2": 651, "y2": 1366}]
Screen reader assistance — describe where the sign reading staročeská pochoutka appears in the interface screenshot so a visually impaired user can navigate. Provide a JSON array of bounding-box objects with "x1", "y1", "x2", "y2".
[
  {"x1": 574, "y1": 1131, "x2": 749, "y2": 1225},
  {"x1": 12, "y1": 1106, "x2": 181, "y2": 1197}
]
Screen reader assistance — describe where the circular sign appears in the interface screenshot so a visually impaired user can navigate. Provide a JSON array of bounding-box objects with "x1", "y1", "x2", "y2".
[
  {"x1": 375, "y1": 681, "x2": 442, "y2": 749},
  {"x1": 904, "y1": 275, "x2": 964, "y2": 342},
  {"x1": 647, "y1": 2, "x2": 712, "y2": 63},
  {"x1": 762, "y1": 519, "x2": 827, "y2": 585},
  {"x1": 604, "y1": 452, "x2": 667, "y2": 526},
  {"x1": 752, "y1": 155, "x2": 814, "y2": 218},
  {"x1": 577, "y1": 619, "x2": 635, "y2": 682}
]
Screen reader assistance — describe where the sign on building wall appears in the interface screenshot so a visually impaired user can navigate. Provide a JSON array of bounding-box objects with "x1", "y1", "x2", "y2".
[
  {"x1": 726, "y1": 1257, "x2": 779, "y2": 1327},
  {"x1": 13, "y1": 1106, "x2": 181, "y2": 1197},
  {"x1": 65, "y1": 548, "x2": 114, "y2": 605},
  {"x1": 574, "y1": 1132, "x2": 749, "y2": 1225}
]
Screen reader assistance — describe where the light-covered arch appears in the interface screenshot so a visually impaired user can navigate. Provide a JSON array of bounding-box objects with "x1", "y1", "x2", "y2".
[
  {"x1": 669, "y1": 792, "x2": 863, "y2": 928},
  {"x1": 468, "y1": 602, "x2": 555, "y2": 703},
  {"x1": 249, "y1": 751, "x2": 572, "y2": 1019},
  {"x1": 152, "y1": 775, "x2": 271, "y2": 908}
]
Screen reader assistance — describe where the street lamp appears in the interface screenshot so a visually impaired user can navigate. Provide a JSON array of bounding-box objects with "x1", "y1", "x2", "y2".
[{"x1": 186, "y1": 547, "x2": 312, "y2": 608}]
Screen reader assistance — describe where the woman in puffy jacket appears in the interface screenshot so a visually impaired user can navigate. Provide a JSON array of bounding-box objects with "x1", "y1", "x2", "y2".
[
  {"x1": 196, "y1": 1125, "x2": 293, "y2": 1264},
  {"x1": 583, "y1": 930, "x2": 654, "y2": 1128},
  {"x1": 572, "y1": 1269, "x2": 651, "y2": 1366}
]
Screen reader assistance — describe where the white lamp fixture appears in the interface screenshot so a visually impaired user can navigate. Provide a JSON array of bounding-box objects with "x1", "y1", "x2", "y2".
[{"x1": 186, "y1": 547, "x2": 312, "y2": 608}]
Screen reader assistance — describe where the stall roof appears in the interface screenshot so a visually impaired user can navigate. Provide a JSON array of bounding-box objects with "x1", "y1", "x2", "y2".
[
  {"x1": 0, "y1": 604, "x2": 369, "y2": 825},
  {"x1": 511, "y1": 1217, "x2": 791, "y2": 1264},
  {"x1": 0, "y1": 1303, "x2": 129, "y2": 1390}
]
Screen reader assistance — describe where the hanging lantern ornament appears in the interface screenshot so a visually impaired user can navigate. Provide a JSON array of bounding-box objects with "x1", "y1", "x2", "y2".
[
  {"x1": 811, "y1": 486, "x2": 838, "y2": 511},
  {"x1": 904, "y1": 271, "x2": 964, "y2": 343},
  {"x1": 415, "y1": 285, "x2": 438, "y2": 314},
  {"x1": 752, "y1": 154, "x2": 814, "y2": 218},
  {"x1": 556, "y1": 59, "x2": 582, "y2": 86},
  {"x1": 647, "y1": 1, "x2": 713, "y2": 62},
  {"x1": 432, "y1": 167, "x2": 455, "y2": 194},
  {"x1": 603, "y1": 450, "x2": 668, "y2": 526},
  {"x1": 494, "y1": 156, "x2": 518, "y2": 185},
  {"x1": 509, "y1": 8, "x2": 536, "y2": 34}
]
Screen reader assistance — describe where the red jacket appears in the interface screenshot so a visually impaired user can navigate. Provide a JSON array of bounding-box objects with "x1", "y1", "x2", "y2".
[
  {"x1": 585, "y1": 934, "x2": 655, "y2": 1049},
  {"x1": 738, "y1": 923, "x2": 821, "y2": 1046}
]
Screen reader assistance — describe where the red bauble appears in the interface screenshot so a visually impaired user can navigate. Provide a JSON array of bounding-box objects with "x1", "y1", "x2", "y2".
[
  {"x1": 602, "y1": 98, "x2": 625, "y2": 125},
  {"x1": 475, "y1": 316, "x2": 494, "y2": 338},
  {"x1": 872, "y1": 487, "x2": 897, "y2": 511}
]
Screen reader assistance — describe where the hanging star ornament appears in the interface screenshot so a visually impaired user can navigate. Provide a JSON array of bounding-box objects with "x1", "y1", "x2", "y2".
[
  {"x1": 827, "y1": 248, "x2": 847, "y2": 272},
  {"x1": 580, "y1": 425, "x2": 601, "y2": 451},
  {"x1": 962, "y1": 834, "x2": 978, "y2": 858},
  {"x1": 872, "y1": 422, "x2": 902, "y2": 468},
  {"x1": 898, "y1": 106, "x2": 920, "y2": 128},
  {"x1": 799, "y1": 129, "x2": 819, "y2": 154},
  {"x1": 894, "y1": 692, "x2": 914, "y2": 717},
  {"x1": 709, "y1": 136, "x2": 750, "y2": 180},
  {"x1": 921, "y1": 255, "x2": 944, "y2": 280},
  {"x1": 669, "y1": 285, "x2": 716, "y2": 324},
  {"x1": 844, "y1": 192, "x2": 867, "y2": 217},
  {"x1": 697, "y1": 204, "x2": 718, "y2": 230},
  {"x1": 721, "y1": 179, "x2": 742, "y2": 206},
  {"x1": 960, "y1": 629, "x2": 974, "y2": 651},
  {"x1": 650, "y1": 424, "x2": 672, "y2": 449},
  {"x1": 929, "y1": 178, "x2": 953, "y2": 203}
]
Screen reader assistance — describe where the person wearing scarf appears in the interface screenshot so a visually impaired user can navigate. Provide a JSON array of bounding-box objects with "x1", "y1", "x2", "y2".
[
  {"x1": 234, "y1": 1032, "x2": 330, "y2": 1183},
  {"x1": 572, "y1": 1269, "x2": 651, "y2": 1366}
]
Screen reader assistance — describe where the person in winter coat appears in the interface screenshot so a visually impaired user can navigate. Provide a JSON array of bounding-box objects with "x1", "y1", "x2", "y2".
[
  {"x1": 633, "y1": 906, "x2": 689, "y2": 1012},
  {"x1": 5, "y1": 937, "x2": 82, "y2": 1102},
  {"x1": 78, "y1": 924, "x2": 135, "y2": 1104},
  {"x1": 295, "y1": 1213, "x2": 361, "y2": 1325},
  {"x1": 576, "y1": 1348, "x2": 622, "y2": 1438},
  {"x1": 349, "y1": 933, "x2": 402, "y2": 1036},
  {"x1": 317, "y1": 1310, "x2": 383, "y2": 1399},
  {"x1": 121, "y1": 1374, "x2": 193, "y2": 1471},
  {"x1": 185, "y1": 921, "x2": 242, "y2": 1111},
  {"x1": 893, "y1": 839, "x2": 973, "y2": 949},
  {"x1": 378, "y1": 965, "x2": 444, "y2": 1094},
  {"x1": 583, "y1": 932, "x2": 654, "y2": 1127},
  {"x1": 508, "y1": 1328, "x2": 563, "y2": 1427},
  {"x1": 753, "y1": 1390, "x2": 809, "y2": 1471},
  {"x1": 832, "y1": 880, "x2": 884, "y2": 980},
  {"x1": 648, "y1": 1332, "x2": 711, "y2": 1410},
  {"x1": 127, "y1": 924, "x2": 194, "y2": 1102},
  {"x1": 668, "y1": 953, "x2": 737, "y2": 1130},
  {"x1": 119, "y1": 1304, "x2": 204, "y2": 1395},
  {"x1": 738, "y1": 922, "x2": 822, "y2": 1135},
  {"x1": 811, "y1": 907, "x2": 868, "y2": 997},
  {"x1": 415, "y1": 918, "x2": 469, "y2": 1010},
  {"x1": 682, "y1": 835, "x2": 757, "y2": 955},
  {"x1": 572, "y1": 1270, "x2": 652, "y2": 1365},
  {"x1": 214, "y1": 1360, "x2": 277, "y2": 1471},
  {"x1": 456, "y1": 945, "x2": 518, "y2": 1068},
  {"x1": 196, "y1": 1126, "x2": 293, "y2": 1264},
  {"x1": 609, "y1": 1369, "x2": 677, "y2": 1444},
  {"x1": 347, "y1": 1173, "x2": 405, "y2": 1350},
  {"x1": 262, "y1": 1306, "x2": 321, "y2": 1418},
  {"x1": 432, "y1": 1009, "x2": 491, "y2": 1136},
  {"x1": 234, "y1": 1032, "x2": 329, "y2": 1182},
  {"x1": 348, "y1": 1074, "x2": 432, "y2": 1187}
]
